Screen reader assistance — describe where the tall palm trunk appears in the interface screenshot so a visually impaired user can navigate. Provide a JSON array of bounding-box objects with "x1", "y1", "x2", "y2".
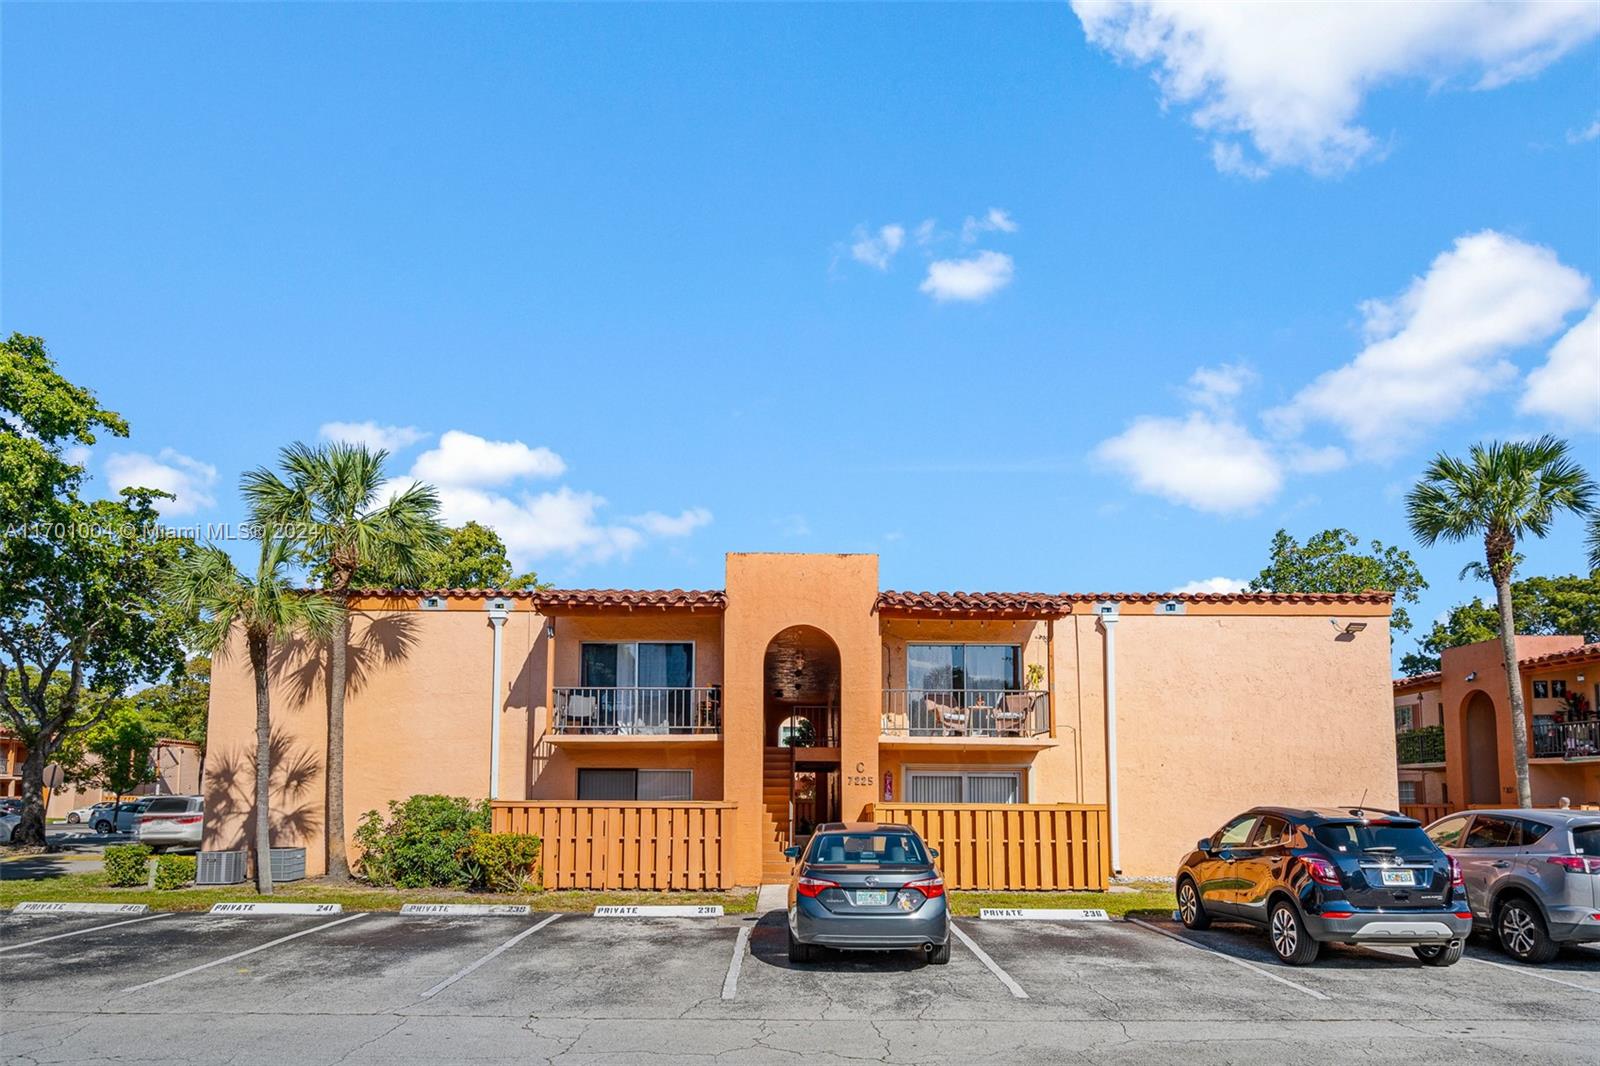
[
  {"x1": 1492, "y1": 572, "x2": 1533, "y2": 809},
  {"x1": 324, "y1": 585, "x2": 352, "y2": 880},
  {"x1": 249, "y1": 634, "x2": 274, "y2": 896}
]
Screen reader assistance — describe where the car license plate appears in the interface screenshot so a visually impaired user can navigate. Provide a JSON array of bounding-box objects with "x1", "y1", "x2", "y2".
[
  {"x1": 1381, "y1": 869, "x2": 1415, "y2": 887},
  {"x1": 854, "y1": 890, "x2": 889, "y2": 906}
]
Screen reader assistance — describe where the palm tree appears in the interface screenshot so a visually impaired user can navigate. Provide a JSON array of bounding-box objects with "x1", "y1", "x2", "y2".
[
  {"x1": 243, "y1": 443, "x2": 443, "y2": 879},
  {"x1": 1588, "y1": 513, "x2": 1600, "y2": 574},
  {"x1": 165, "y1": 538, "x2": 339, "y2": 893},
  {"x1": 1406, "y1": 436, "x2": 1595, "y2": 808}
]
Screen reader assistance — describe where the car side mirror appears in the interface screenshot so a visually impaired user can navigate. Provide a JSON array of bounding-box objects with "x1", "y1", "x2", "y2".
[
  {"x1": 783, "y1": 846, "x2": 799, "y2": 860},
  {"x1": 1197, "y1": 838, "x2": 1213, "y2": 854},
  {"x1": 930, "y1": 848, "x2": 939, "y2": 859}
]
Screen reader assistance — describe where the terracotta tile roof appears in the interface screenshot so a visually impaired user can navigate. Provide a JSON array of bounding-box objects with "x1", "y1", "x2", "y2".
[
  {"x1": 1061, "y1": 590, "x2": 1394, "y2": 605},
  {"x1": 349, "y1": 587, "x2": 541, "y2": 599},
  {"x1": 1393, "y1": 672, "x2": 1442, "y2": 692},
  {"x1": 531, "y1": 588, "x2": 726, "y2": 611},
  {"x1": 876, "y1": 591, "x2": 1071, "y2": 617},
  {"x1": 1519, "y1": 642, "x2": 1600, "y2": 670}
]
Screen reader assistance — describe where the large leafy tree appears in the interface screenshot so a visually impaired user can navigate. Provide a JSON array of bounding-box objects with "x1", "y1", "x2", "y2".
[
  {"x1": 115, "y1": 655, "x2": 211, "y2": 779},
  {"x1": 0, "y1": 334, "x2": 189, "y2": 845},
  {"x1": 165, "y1": 539, "x2": 339, "y2": 894},
  {"x1": 1406, "y1": 436, "x2": 1595, "y2": 809},
  {"x1": 59, "y1": 710, "x2": 158, "y2": 814},
  {"x1": 348, "y1": 521, "x2": 545, "y2": 590},
  {"x1": 1400, "y1": 573, "x2": 1600, "y2": 675},
  {"x1": 243, "y1": 443, "x2": 443, "y2": 879},
  {"x1": 1249, "y1": 528, "x2": 1427, "y2": 633}
]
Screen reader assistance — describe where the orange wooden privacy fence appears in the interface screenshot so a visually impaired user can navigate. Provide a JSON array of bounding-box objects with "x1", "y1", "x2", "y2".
[
  {"x1": 1399, "y1": 803, "x2": 1454, "y2": 824},
  {"x1": 873, "y1": 803, "x2": 1111, "y2": 891},
  {"x1": 491, "y1": 801, "x2": 737, "y2": 890}
]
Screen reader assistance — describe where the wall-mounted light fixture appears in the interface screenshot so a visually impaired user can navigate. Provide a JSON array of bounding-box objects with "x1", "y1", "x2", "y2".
[
  {"x1": 546, "y1": 620, "x2": 556, "y2": 639},
  {"x1": 1465, "y1": 671, "x2": 1477, "y2": 682},
  {"x1": 1342, "y1": 622, "x2": 1367, "y2": 636}
]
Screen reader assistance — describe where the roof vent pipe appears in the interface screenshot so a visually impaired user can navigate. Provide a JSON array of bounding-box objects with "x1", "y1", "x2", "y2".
[
  {"x1": 487, "y1": 601, "x2": 510, "y2": 800},
  {"x1": 1095, "y1": 602, "x2": 1122, "y2": 876}
]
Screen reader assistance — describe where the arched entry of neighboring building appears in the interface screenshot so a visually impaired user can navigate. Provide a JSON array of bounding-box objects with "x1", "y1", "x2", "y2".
[
  {"x1": 761, "y1": 626, "x2": 842, "y2": 864},
  {"x1": 1463, "y1": 690, "x2": 1500, "y2": 805}
]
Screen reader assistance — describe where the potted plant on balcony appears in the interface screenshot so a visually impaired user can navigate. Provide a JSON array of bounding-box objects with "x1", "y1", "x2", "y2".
[{"x1": 1024, "y1": 663, "x2": 1045, "y2": 692}]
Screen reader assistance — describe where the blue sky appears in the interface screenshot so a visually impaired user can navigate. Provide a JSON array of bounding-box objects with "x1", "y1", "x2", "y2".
[{"x1": 4, "y1": 4, "x2": 1597, "y2": 671}]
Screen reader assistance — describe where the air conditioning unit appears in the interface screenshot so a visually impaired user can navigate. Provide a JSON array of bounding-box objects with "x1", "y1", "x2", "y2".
[
  {"x1": 270, "y1": 847, "x2": 307, "y2": 882},
  {"x1": 196, "y1": 850, "x2": 246, "y2": 885}
]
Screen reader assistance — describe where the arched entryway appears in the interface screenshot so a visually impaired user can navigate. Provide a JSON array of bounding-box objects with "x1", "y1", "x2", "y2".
[
  {"x1": 761, "y1": 626, "x2": 842, "y2": 863},
  {"x1": 1463, "y1": 690, "x2": 1500, "y2": 805}
]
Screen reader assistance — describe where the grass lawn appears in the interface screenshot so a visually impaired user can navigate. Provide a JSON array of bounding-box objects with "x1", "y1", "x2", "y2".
[
  {"x1": 0, "y1": 871, "x2": 757, "y2": 914},
  {"x1": 947, "y1": 882, "x2": 1176, "y2": 918}
]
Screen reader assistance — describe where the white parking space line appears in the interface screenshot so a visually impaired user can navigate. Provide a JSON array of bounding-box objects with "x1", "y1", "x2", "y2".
[
  {"x1": 0, "y1": 912, "x2": 171, "y2": 952},
  {"x1": 721, "y1": 925, "x2": 752, "y2": 1000},
  {"x1": 1127, "y1": 918, "x2": 1330, "y2": 1001},
  {"x1": 118, "y1": 914, "x2": 369, "y2": 994},
  {"x1": 417, "y1": 913, "x2": 562, "y2": 1000},
  {"x1": 1463, "y1": 954, "x2": 1600, "y2": 995},
  {"x1": 950, "y1": 922, "x2": 1027, "y2": 999}
]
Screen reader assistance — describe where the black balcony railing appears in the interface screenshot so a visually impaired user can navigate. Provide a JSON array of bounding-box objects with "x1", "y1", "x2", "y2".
[
  {"x1": 1395, "y1": 725, "x2": 1445, "y2": 765},
  {"x1": 1532, "y1": 718, "x2": 1600, "y2": 759},
  {"x1": 882, "y1": 688, "x2": 1050, "y2": 738}
]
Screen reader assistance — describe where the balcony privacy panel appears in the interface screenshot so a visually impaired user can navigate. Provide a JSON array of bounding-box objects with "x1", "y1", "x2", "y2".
[{"x1": 492, "y1": 801, "x2": 736, "y2": 889}]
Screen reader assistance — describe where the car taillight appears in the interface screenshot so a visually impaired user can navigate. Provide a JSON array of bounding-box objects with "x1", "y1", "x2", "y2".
[
  {"x1": 173, "y1": 815, "x2": 202, "y2": 825},
  {"x1": 1300, "y1": 855, "x2": 1341, "y2": 886},
  {"x1": 1320, "y1": 911, "x2": 1353, "y2": 918},
  {"x1": 903, "y1": 876, "x2": 945, "y2": 898},
  {"x1": 796, "y1": 876, "x2": 837, "y2": 898},
  {"x1": 1547, "y1": 855, "x2": 1600, "y2": 874},
  {"x1": 1455, "y1": 912, "x2": 1473, "y2": 919},
  {"x1": 1450, "y1": 856, "x2": 1465, "y2": 886}
]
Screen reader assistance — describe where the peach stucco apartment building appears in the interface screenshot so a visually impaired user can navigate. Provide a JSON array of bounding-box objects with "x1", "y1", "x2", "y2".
[
  {"x1": 203, "y1": 553, "x2": 1398, "y2": 885},
  {"x1": 1393, "y1": 637, "x2": 1600, "y2": 815},
  {"x1": 0, "y1": 732, "x2": 202, "y2": 818}
]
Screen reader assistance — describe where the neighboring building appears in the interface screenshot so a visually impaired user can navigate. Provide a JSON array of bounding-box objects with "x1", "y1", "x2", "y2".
[
  {"x1": 203, "y1": 552, "x2": 1398, "y2": 883},
  {"x1": 1392, "y1": 637, "x2": 1600, "y2": 812},
  {"x1": 0, "y1": 731, "x2": 202, "y2": 817}
]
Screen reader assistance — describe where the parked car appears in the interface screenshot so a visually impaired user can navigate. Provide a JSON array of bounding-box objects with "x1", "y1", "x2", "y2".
[
  {"x1": 0, "y1": 798, "x2": 22, "y2": 816},
  {"x1": 134, "y1": 795, "x2": 204, "y2": 852},
  {"x1": 1425, "y1": 808, "x2": 1600, "y2": 963},
  {"x1": 1, "y1": 810, "x2": 19, "y2": 843},
  {"x1": 67, "y1": 803, "x2": 111, "y2": 825},
  {"x1": 785, "y1": 821, "x2": 950, "y2": 964},
  {"x1": 1176, "y1": 806, "x2": 1472, "y2": 966},
  {"x1": 92, "y1": 798, "x2": 155, "y2": 834}
]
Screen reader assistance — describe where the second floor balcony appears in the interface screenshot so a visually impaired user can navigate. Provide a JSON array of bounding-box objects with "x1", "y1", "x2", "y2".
[
  {"x1": 551, "y1": 686, "x2": 721, "y2": 743},
  {"x1": 1533, "y1": 717, "x2": 1600, "y2": 760},
  {"x1": 1396, "y1": 724, "x2": 1445, "y2": 765},
  {"x1": 882, "y1": 688, "x2": 1052, "y2": 746}
]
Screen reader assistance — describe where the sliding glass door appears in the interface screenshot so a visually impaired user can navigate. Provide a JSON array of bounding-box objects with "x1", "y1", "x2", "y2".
[{"x1": 580, "y1": 642, "x2": 694, "y2": 732}]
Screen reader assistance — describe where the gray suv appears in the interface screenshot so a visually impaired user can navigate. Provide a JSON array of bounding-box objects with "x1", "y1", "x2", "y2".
[{"x1": 1426, "y1": 809, "x2": 1600, "y2": 963}]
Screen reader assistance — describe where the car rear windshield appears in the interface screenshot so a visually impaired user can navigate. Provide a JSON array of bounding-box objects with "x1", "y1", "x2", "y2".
[
  {"x1": 142, "y1": 797, "x2": 195, "y2": 814},
  {"x1": 809, "y1": 833, "x2": 928, "y2": 865},
  {"x1": 1574, "y1": 826, "x2": 1600, "y2": 856},
  {"x1": 1313, "y1": 823, "x2": 1434, "y2": 856}
]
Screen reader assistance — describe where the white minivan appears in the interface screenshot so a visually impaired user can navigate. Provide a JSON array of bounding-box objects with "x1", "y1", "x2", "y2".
[{"x1": 134, "y1": 795, "x2": 204, "y2": 852}]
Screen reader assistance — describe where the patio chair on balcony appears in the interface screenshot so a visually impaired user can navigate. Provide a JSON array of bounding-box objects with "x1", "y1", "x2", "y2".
[
  {"x1": 926, "y1": 695, "x2": 967, "y2": 737},
  {"x1": 563, "y1": 694, "x2": 597, "y2": 734},
  {"x1": 994, "y1": 693, "x2": 1035, "y2": 736}
]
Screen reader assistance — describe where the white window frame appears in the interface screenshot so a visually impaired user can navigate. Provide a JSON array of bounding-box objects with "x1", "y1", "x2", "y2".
[
  {"x1": 579, "y1": 641, "x2": 697, "y2": 688},
  {"x1": 904, "y1": 767, "x2": 1026, "y2": 804},
  {"x1": 1394, "y1": 704, "x2": 1414, "y2": 731},
  {"x1": 1398, "y1": 781, "x2": 1418, "y2": 804}
]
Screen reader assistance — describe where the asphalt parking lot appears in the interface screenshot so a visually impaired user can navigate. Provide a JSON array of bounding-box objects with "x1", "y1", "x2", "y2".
[{"x1": 2, "y1": 908, "x2": 1596, "y2": 1065}]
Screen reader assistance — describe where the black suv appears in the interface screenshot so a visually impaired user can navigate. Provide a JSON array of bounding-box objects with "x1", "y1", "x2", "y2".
[{"x1": 1176, "y1": 806, "x2": 1473, "y2": 966}]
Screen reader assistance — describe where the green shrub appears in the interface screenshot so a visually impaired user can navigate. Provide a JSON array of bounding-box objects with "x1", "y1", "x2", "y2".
[
  {"x1": 467, "y1": 830, "x2": 541, "y2": 893},
  {"x1": 353, "y1": 794, "x2": 490, "y2": 888},
  {"x1": 104, "y1": 844, "x2": 152, "y2": 887},
  {"x1": 154, "y1": 853, "x2": 197, "y2": 890}
]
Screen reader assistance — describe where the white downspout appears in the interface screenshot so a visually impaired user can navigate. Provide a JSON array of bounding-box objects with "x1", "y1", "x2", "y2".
[
  {"x1": 487, "y1": 605, "x2": 509, "y2": 800},
  {"x1": 1099, "y1": 604, "x2": 1122, "y2": 876}
]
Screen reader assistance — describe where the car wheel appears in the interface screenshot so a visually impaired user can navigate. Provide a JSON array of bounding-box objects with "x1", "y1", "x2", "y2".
[
  {"x1": 1177, "y1": 877, "x2": 1211, "y2": 930},
  {"x1": 93, "y1": 820, "x2": 113, "y2": 834},
  {"x1": 1268, "y1": 900, "x2": 1321, "y2": 966},
  {"x1": 927, "y1": 940, "x2": 951, "y2": 966},
  {"x1": 787, "y1": 926, "x2": 814, "y2": 964},
  {"x1": 1496, "y1": 897, "x2": 1559, "y2": 964},
  {"x1": 67, "y1": 813, "x2": 80, "y2": 824},
  {"x1": 1412, "y1": 941, "x2": 1464, "y2": 967}
]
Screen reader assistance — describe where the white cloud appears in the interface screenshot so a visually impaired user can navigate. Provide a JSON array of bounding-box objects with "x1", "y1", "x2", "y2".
[
  {"x1": 1093, "y1": 411, "x2": 1283, "y2": 513},
  {"x1": 850, "y1": 224, "x2": 906, "y2": 270},
  {"x1": 1173, "y1": 576, "x2": 1251, "y2": 594},
  {"x1": 62, "y1": 445, "x2": 91, "y2": 468},
  {"x1": 1186, "y1": 362, "x2": 1257, "y2": 411},
  {"x1": 1519, "y1": 301, "x2": 1600, "y2": 429},
  {"x1": 411, "y1": 430, "x2": 566, "y2": 487},
  {"x1": 961, "y1": 208, "x2": 1019, "y2": 243},
  {"x1": 319, "y1": 420, "x2": 429, "y2": 453},
  {"x1": 1568, "y1": 117, "x2": 1600, "y2": 144},
  {"x1": 1285, "y1": 444, "x2": 1349, "y2": 475},
  {"x1": 1073, "y1": 1, "x2": 1600, "y2": 176},
  {"x1": 433, "y1": 484, "x2": 644, "y2": 566},
  {"x1": 1272, "y1": 231, "x2": 1592, "y2": 455},
  {"x1": 103, "y1": 448, "x2": 217, "y2": 515},
  {"x1": 914, "y1": 219, "x2": 939, "y2": 247},
  {"x1": 630, "y1": 507, "x2": 714, "y2": 537},
  {"x1": 920, "y1": 251, "x2": 1015, "y2": 302}
]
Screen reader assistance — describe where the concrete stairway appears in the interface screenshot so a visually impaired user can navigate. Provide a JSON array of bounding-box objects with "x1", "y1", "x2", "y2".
[{"x1": 761, "y1": 745, "x2": 793, "y2": 882}]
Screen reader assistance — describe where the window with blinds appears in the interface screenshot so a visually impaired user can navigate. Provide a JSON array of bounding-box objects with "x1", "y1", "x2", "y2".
[
  {"x1": 576, "y1": 768, "x2": 693, "y2": 801},
  {"x1": 905, "y1": 770, "x2": 1021, "y2": 804}
]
